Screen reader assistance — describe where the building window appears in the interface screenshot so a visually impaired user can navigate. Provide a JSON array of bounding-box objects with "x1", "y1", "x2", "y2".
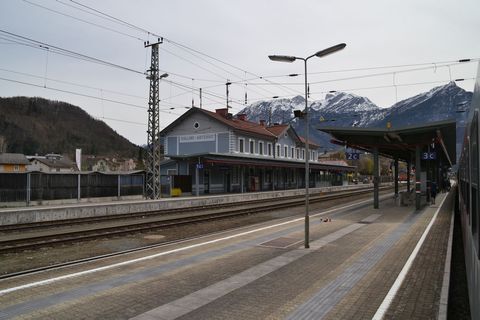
[
  {"x1": 14, "y1": 165, "x2": 19, "y2": 172},
  {"x1": 250, "y1": 140, "x2": 255, "y2": 154},
  {"x1": 291, "y1": 147, "x2": 295, "y2": 159},
  {"x1": 284, "y1": 145, "x2": 288, "y2": 158},
  {"x1": 259, "y1": 141, "x2": 264, "y2": 155},
  {"x1": 276, "y1": 144, "x2": 281, "y2": 157},
  {"x1": 296, "y1": 148, "x2": 300, "y2": 159},
  {"x1": 239, "y1": 138, "x2": 244, "y2": 153},
  {"x1": 302, "y1": 149, "x2": 305, "y2": 160},
  {"x1": 193, "y1": 122, "x2": 200, "y2": 129},
  {"x1": 267, "y1": 143, "x2": 272, "y2": 156}
]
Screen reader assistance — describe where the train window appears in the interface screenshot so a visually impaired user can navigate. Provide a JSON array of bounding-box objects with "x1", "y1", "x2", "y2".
[
  {"x1": 472, "y1": 187, "x2": 478, "y2": 253},
  {"x1": 472, "y1": 112, "x2": 479, "y2": 257},
  {"x1": 471, "y1": 111, "x2": 478, "y2": 186},
  {"x1": 466, "y1": 135, "x2": 471, "y2": 218}
]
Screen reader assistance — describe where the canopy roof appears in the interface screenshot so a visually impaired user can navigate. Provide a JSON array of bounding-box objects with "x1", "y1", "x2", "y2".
[{"x1": 319, "y1": 120, "x2": 457, "y2": 166}]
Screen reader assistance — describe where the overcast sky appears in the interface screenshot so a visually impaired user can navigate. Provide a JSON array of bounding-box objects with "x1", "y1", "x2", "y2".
[{"x1": 1, "y1": 0, "x2": 479, "y2": 146}]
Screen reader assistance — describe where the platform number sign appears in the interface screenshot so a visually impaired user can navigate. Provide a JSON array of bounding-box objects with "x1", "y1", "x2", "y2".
[
  {"x1": 196, "y1": 163, "x2": 204, "y2": 169},
  {"x1": 345, "y1": 152, "x2": 360, "y2": 160},
  {"x1": 422, "y1": 152, "x2": 436, "y2": 160}
]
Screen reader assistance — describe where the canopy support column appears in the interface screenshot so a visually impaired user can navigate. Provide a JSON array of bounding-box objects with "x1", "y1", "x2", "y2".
[
  {"x1": 394, "y1": 157, "x2": 399, "y2": 197},
  {"x1": 373, "y1": 147, "x2": 379, "y2": 209},
  {"x1": 415, "y1": 145, "x2": 422, "y2": 210}
]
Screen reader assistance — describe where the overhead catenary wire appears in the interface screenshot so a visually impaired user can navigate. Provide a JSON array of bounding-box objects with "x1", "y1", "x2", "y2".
[
  {"x1": 22, "y1": 0, "x2": 146, "y2": 42},
  {"x1": 99, "y1": 116, "x2": 146, "y2": 126},
  {"x1": 19, "y1": 1, "x2": 480, "y2": 87},
  {"x1": 0, "y1": 30, "x2": 146, "y2": 75},
  {"x1": 231, "y1": 58, "x2": 479, "y2": 83},
  {"x1": 223, "y1": 77, "x2": 477, "y2": 110},
  {"x1": 240, "y1": 61, "x2": 478, "y2": 87},
  {"x1": 160, "y1": 40, "x2": 286, "y2": 98},
  {"x1": 27, "y1": 0, "x2": 303, "y2": 96},
  {"x1": 0, "y1": 67, "x2": 146, "y2": 99},
  {"x1": 18, "y1": 1, "x2": 479, "y2": 107},
  {"x1": 5, "y1": 1, "x2": 479, "y2": 124},
  {"x1": 0, "y1": 31, "x2": 247, "y2": 109},
  {"x1": 0, "y1": 76, "x2": 186, "y2": 115},
  {"x1": 1, "y1": 58, "x2": 474, "y2": 115}
]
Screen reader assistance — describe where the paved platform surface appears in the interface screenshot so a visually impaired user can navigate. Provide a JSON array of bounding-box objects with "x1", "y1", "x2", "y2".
[{"x1": 0, "y1": 191, "x2": 453, "y2": 319}]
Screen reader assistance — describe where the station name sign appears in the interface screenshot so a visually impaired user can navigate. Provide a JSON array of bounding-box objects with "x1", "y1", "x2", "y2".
[
  {"x1": 345, "y1": 152, "x2": 360, "y2": 160},
  {"x1": 422, "y1": 151, "x2": 436, "y2": 160},
  {"x1": 179, "y1": 133, "x2": 216, "y2": 143}
]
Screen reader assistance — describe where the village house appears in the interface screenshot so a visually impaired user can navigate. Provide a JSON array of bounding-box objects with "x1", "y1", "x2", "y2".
[
  {"x1": 0, "y1": 153, "x2": 30, "y2": 173},
  {"x1": 27, "y1": 154, "x2": 78, "y2": 172}
]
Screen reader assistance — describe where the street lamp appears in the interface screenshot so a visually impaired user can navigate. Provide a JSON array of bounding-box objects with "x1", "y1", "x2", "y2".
[{"x1": 268, "y1": 43, "x2": 346, "y2": 248}]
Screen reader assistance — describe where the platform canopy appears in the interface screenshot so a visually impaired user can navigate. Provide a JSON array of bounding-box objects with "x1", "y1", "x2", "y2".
[{"x1": 318, "y1": 120, "x2": 457, "y2": 166}]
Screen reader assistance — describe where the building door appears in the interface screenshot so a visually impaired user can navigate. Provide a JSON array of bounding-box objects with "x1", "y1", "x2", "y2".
[
  {"x1": 204, "y1": 170, "x2": 210, "y2": 194},
  {"x1": 224, "y1": 172, "x2": 231, "y2": 193}
]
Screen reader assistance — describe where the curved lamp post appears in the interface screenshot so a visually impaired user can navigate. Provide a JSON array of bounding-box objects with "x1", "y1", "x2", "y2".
[{"x1": 268, "y1": 43, "x2": 346, "y2": 248}]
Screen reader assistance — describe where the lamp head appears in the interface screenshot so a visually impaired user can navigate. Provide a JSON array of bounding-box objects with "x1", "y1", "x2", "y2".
[
  {"x1": 315, "y1": 43, "x2": 346, "y2": 58},
  {"x1": 268, "y1": 55, "x2": 297, "y2": 63}
]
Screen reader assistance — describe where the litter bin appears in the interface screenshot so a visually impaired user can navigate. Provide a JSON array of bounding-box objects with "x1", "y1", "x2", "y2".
[{"x1": 171, "y1": 188, "x2": 182, "y2": 197}]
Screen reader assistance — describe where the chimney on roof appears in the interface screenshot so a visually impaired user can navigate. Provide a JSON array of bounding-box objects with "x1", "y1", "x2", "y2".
[
  {"x1": 215, "y1": 108, "x2": 229, "y2": 118},
  {"x1": 237, "y1": 113, "x2": 247, "y2": 121},
  {"x1": 259, "y1": 119, "x2": 266, "y2": 127}
]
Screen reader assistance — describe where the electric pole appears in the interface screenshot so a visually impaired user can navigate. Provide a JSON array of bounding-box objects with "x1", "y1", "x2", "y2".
[{"x1": 145, "y1": 38, "x2": 163, "y2": 199}]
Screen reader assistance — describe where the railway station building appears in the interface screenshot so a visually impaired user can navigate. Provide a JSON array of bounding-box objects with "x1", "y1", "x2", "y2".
[{"x1": 160, "y1": 107, "x2": 354, "y2": 195}]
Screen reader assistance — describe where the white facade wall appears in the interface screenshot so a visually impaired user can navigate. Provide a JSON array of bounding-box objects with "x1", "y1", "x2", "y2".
[{"x1": 163, "y1": 111, "x2": 319, "y2": 162}]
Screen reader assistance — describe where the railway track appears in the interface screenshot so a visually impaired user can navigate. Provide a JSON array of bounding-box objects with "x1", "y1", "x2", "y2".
[
  {"x1": 0, "y1": 186, "x2": 393, "y2": 253},
  {"x1": 0, "y1": 186, "x2": 373, "y2": 233}
]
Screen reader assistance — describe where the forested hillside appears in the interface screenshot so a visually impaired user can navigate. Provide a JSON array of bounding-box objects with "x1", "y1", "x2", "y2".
[{"x1": 0, "y1": 96, "x2": 139, "y2": 157}]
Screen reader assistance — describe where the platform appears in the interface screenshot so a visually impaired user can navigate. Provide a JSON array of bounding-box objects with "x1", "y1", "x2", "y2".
[
  {"x1": 0, "y1": 191, "x2": 454, "y2": 319},
  {"x1": 0, "y1": 183, "x2": 371, "y2": 226}
]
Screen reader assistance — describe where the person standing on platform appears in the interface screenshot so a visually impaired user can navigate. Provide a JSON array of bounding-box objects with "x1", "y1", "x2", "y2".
[{"x1": 431, "y1": 181, "x2": 437, "y2": 205}]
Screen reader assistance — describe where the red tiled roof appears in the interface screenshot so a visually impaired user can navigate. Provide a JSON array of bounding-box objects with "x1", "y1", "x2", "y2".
[
  {"x1": 266, "y1": 124, "x2": 289, "y2": 137},
  {"x1": 200, "y1": 109, "x2": 277, "y2": 138},
  {"x1": 299, "y1": 136, "x2": 320, "y2": 148}
]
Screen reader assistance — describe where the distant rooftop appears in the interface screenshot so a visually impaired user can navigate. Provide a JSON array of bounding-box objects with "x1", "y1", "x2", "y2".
[{"x1": 0, "y1": 153, "x2": 30, "y2": 165}]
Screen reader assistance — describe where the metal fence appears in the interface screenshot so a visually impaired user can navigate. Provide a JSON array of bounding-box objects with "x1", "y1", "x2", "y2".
[{"x1": 0, "y1": 172, "x2": 145, "y2": 204}]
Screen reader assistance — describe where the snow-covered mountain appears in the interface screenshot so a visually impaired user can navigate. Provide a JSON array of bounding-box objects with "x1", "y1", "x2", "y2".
[
  {"x1": 237, "y1": 82, "x2": 472, "y2": 153},
  {"x1": 376, "y1": 81, "x2": 471, "y2": 127},
  {"x1": 310, "y1": 91, "x2": 379, "y2": 113},
  {"x1": 239, "y1": 95, "x2": 304, "y2": 125}
]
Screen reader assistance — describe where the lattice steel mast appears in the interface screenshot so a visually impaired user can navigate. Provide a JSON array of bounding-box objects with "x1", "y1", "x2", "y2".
[{"x1": 145, "y1": 39, "x2": 163, "y2": 199}]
